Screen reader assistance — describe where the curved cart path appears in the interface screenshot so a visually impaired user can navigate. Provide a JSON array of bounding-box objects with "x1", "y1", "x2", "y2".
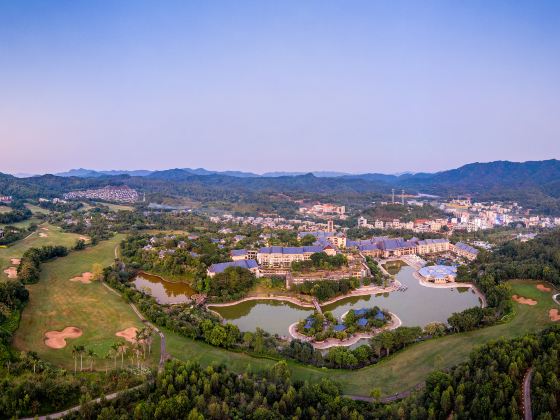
[{"x1": 523, "y1": 367, "x2": 534, "y2": 420}]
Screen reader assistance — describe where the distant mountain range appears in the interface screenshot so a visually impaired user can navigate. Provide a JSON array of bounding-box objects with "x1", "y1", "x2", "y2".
[
  {"x1": 2, "y1": 159, "x2": 560, "y2": 214},
  {"x1": 51, "y1": 168, "x2": 356, "y2": 178}
]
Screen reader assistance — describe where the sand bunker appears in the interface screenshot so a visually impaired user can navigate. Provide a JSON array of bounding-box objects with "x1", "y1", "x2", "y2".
[
  {"x1": 79, "y1": 236, "x2": 89, "y2": 242},
  {"x1": 69, "y1": 272, "x2": 94, "y2": 284},
  {"x1": 537, "y1": 284, "x2": 552, "y2": 292},
  {"x1": 3, "y1": 267, "x2": 17, "y2": 279},
  {"x1": 549, "y1": 309, "x2": 560, "y2": 322},
  {"x1": 115, "y1": 327, "x2": 139, "y2": 343},
  {"x1": 39, "y1": 233, "x2": 48, "y2": 237},
  {"x1": 44, "y1": 327, "x2": 83, "y2": 349},
  {"x1": 10, "y1": 258, "x2": 20, "y2": 265},
  {"x1": 512, "y1": 295, "x2": 537, "y2": 306},
  {"x1": 41, "y1": 227, "x2": 49, "y2": 231}
]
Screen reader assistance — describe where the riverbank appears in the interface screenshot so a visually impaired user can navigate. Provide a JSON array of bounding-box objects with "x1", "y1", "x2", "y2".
[
  {"x1": 288, "y1": 312, "x2": 402, "y2": 349},
  {"x1": 412, "y1": 271, "x2": 487, "y2": 308}
]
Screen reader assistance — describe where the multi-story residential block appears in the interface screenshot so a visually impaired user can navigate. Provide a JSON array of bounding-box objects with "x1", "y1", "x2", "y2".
[{"x1": 257, "y1": 245, "x2": 335, "y2": 268}]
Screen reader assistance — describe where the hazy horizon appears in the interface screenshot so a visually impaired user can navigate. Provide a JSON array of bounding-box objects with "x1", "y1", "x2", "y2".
[{"x1": 1, "y1": 1, "x2": 559, "y2": 174}]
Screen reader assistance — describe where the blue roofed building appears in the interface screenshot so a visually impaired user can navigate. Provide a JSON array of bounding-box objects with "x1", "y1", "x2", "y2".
[
  {"x1": 357, "y1": 318, "x2": 368, "y2": 327},
  {"x1": 453, "y1": 242, "x2": 479, "y2": 260},
  {"x1": 207, "y1": 259, "x2": 260, "y2": 277},
  {"x1": 353, "y1": 308, "x2": 368, "y2": 317},
  {"x1": 333, "y1": 324, "x2": 346, "y2": 332},
  {"x1": 374, "y1": 311, "x2": 386, "y2": 321}
]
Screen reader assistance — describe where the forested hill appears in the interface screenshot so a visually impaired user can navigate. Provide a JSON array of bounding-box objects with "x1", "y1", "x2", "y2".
[{"x1": 3, "y1": 159, "x2": 560, "y2": 213}]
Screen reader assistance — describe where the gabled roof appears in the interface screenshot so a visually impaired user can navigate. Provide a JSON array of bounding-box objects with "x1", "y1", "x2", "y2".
[
  {"x1": 230, "y1": 249, "x2": 248, "y2": 257},
  {"x1": 208, "y1": 259, "x2": 258, "y2": 274},
  {"x1": 455, "y1": 242, "x2": 479, "y2": 255}
]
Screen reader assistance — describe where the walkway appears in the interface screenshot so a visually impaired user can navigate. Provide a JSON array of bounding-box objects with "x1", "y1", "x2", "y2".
[
  {"x1": 312, "y1": 298, "x2": 323, "y2": 315},
  {"x1": 522, "y1": 367, "x2": 533, "y2": 420}
]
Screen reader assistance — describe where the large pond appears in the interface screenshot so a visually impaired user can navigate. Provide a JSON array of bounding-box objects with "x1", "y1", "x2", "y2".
[
  {"x1": 133, "y1": 272, "x2": 194, "y2": 304},
  {"x1": 211, "y1": 264, "x2": 482, "y2": 337}
]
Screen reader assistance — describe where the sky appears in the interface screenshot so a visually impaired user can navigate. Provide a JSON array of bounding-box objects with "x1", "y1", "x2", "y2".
[{"x1": 1, "y1": 1, "x2": 559, "y2": 175}]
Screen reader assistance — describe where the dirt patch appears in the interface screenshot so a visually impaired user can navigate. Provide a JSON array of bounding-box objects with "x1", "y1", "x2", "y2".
[
  {"x1": 512, "y1": 295, "x2": 537, "y2": 306},
  {"x1": 115, "y1": 327, "x2": 139, "y2": 343},
  {"x1": 3, "y1": 267, "x2": 17, "y2": 279},
  {"x1": 537, "y1": 284, "x2": 552, "y2": 292},
  {"x1": 10, "y1": 258, "x2": 21, "y2": 265},
  {"x1": 44, "y1": 327, "x2": 83, "y2": 349},
  {"x1": 549, "y1": 309, "x2": 560, "y2": 322},
  {"x1": 69, "y1": 272, "x2": 94, "y2": 284},
  {"x1": 39, "y1": 233, "x2": 48, "y2": 237}
]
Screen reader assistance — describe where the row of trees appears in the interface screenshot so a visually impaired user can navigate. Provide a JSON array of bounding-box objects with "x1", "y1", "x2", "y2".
[
  {"x1": 0, "y1": 203, "x2": 32, "y2": 224},
  {"x1": 291, "y1": 277, "x2": 360, "y2": 302},
  {"x1": 16, "y1": 245, "x2": 68, "y2": 284},
  {"x1": 291, "y1": 252, "x2": 348, "y2": 272}
]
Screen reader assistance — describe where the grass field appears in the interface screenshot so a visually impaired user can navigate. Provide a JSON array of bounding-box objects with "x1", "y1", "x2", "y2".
[
  {"x1": 93, "y1": 202, "x2": 134, "y2": 212},
  {"x1": 25, "y1": 203, "x2": 51, "y2": 215},
  {"x1": 0, "y1": 223, "x2": 86, "y2": 277},
  {"x1": 168, "y1": 280, "x2": 558, "y2": 396},
  {"x1": 13, "y1": 235, "x2": 160, "y2": 370}
]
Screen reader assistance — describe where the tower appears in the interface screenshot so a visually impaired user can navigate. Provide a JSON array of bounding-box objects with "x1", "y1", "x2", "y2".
[
  {"x1": 327, "y1": 219, "x2": 334, "y2": 232},
  {"x1": 392, "y1": 189, "x2": 395, "y2": 204},
  {"x1": 401, "y1": 189, "x2": 404, "y2": 205}
]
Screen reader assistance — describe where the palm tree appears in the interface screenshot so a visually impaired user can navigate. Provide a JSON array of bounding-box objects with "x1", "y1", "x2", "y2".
[
  {"x1": 135, "y1": 328, "x2": 146, "y2": 359},
  {"x1": 119, "y1": 343, "x2": 127, "y2": 368},
  {"x1": 145, "y1": 327, "x2": 154, "y2": 356},
  {"x1": 77, "y1": 345, "x2": 86, "y2": 371},
  {"x1": 110, "y1": 343, "x2": 120, "y2": 369},
  {"x1": 104, "y1": 350, "x2": 113, "y2": 373},
  {"x1": 87, "y1": 349, "x2": 97, "y2": 371},
  {"x1": 72, "y1": 345, "x2": 79, "y2": 373}
]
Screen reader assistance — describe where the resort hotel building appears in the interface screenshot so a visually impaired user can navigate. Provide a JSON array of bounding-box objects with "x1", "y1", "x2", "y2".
[
  {"x1": 207, "y1": 259, "x2": 260, "y2": 277},
  {"x1": 418, "y1": 265, "x2": 458, "y2": 284},
  {"x1": 257, "y1": 244, "x2": 336, "y2": 268},
  {"x1": 347, "y1": 237, "x2": 452, "y2": 258}
]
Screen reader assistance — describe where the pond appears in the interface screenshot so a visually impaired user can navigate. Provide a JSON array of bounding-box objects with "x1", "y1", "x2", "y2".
[
  {"x1": 210, "y1": 264, "x2": 482, "y2": 337},
  {"x1": 133, "y1": 272, "x2": 195, "y2": 304}
]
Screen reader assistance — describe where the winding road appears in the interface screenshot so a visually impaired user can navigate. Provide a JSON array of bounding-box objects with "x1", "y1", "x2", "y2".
[{"x1": 523, "y1": 367, "x2": 534, "y2": 420}]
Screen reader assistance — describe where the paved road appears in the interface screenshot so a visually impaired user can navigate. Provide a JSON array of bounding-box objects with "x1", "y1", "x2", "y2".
[
  {"x1": 20, "y1": 383, "x2": 147, "y2": 420},
  {"x1": 523, "y1": 367, "x2": 534, "y2": 420}
]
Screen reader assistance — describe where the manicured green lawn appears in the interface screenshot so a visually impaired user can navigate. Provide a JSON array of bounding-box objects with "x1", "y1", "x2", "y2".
[
  {"x1": 1, "y1": 223, "x2": 86, "y2": 277},
  {"x1": 168, "y1": 280, "x2": 558, "y2": 397},
  {"x1": 13, "y1": 235, "x2": 160, "y2": 370}
]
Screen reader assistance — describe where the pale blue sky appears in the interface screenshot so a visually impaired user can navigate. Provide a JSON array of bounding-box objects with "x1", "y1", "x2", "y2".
[{"x1": 1, "y1": 1, "x2": 559, "y2": 174}]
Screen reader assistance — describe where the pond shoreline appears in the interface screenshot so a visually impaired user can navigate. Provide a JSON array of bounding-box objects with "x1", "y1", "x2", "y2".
[
  {"x1": 412, "y1": 271, "x2": 487, "y2": 308},
  {"x1": 287, "y1": 312, "x2": 402, "y2": 349},
  {"x1": 207, "y1": 280, "x2": 402, "y2": 311}
]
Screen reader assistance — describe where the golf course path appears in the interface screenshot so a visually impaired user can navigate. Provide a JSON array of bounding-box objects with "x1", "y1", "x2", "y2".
[
  {"x1": 101, "y1": 281, "x2": 168, "y2": 371},
  {"x1": 523, "y1": 367, "x2": 534, "y2": 420},
  {"x1": 20, "y1": 383, "x2": 147, "y2": 420}
]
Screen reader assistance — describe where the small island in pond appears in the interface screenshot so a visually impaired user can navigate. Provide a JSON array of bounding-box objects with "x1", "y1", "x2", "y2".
[{"x1": 293, "y1": 306, "x2": 392, "y2": 346}]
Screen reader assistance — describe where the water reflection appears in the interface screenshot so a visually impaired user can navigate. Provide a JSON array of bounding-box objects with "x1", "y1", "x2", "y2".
[
  {"x1": 133, "y1": 272, "x2": 194, "y2": 304},
  {"x1": 212, "y1": 265, "x2": 482, "y2": 337}
]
